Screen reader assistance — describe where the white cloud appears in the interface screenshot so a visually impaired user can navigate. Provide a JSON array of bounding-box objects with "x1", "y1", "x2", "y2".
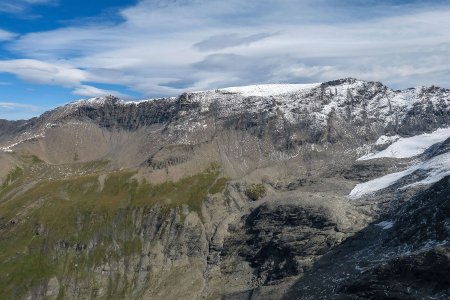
[
  {"x1": 0, "y1": 29, "x2": 16, "y2": 41},
  {"x1": 0, "y1": 59, "x2": 87, "y2": 87},
  {"x1": 1, "y1": 0, "x2": 450, "y2": 99},
  {"x1": 0, "y1": 59, "x2": 126, "y2": 98},
  {"x1": 72, "y1": 85, "x2": 127, "y2": 98}
]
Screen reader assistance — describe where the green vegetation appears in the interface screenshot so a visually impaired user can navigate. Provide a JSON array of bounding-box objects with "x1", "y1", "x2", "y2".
[
  {"x1": 1, "y1": 166, "x2": 23, "y2": 187},
  {"x1": 209, "y1": 177, "x2": 228, "y2": 194},
  {"x1": 245, "y1": 183, "x2": 267, "y2": 201},
  {"x1": 29, "y1": 155, "x2": 44, "y2": 164},
  {"x1": 0, "y1": 166, "x2": 24, "y2": 196},
  {"x1": 0, "y1": 161, "x2": 228, "y2": 298}
]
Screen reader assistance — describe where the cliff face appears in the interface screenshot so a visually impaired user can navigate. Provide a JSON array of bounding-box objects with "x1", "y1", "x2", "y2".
[
  {"x1": 1, "y1": 78, "x2": 450, "y2": 299},
  {"x1": 284, "y1": 175, "x2": 450, "y2": 300}
]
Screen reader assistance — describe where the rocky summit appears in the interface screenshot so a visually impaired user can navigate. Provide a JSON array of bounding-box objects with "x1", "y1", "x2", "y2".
[{"x1": 1, "y1": 78, "x2": 450, "y2": 299}]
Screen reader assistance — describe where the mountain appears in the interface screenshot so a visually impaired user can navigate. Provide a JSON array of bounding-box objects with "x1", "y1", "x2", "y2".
[{"x1": 1, "y1": 78, "x2": 450, "y2": 299}]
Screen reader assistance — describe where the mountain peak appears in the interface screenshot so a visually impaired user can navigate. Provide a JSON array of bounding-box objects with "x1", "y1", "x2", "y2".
[
  {"x1": 70, "y1": 95, "x2": 122, "y2": 107},
  {"x1": 212, "y1": 83, "x2": 321, "y2": 97}
]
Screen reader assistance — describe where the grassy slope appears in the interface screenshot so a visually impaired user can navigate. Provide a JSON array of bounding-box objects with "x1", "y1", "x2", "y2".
[{"x1": 0, "y1": 157, "x2": 227, "y2": 299}]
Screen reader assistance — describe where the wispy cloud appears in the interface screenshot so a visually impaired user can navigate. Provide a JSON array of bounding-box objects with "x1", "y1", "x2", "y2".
[
  {"x1": 0, "y1": 102, "x2": 38, "y2": 110},
  {"x1": 0, "y1": 59, "x2": 87, "y2": 86},
  {"x1": 1, "y1": 0, "x2": 450, "y2": 100},
  {"x1": 0, "y1": 59, "x2": 127, "y2": 98},
  {"x1": 0, "y1": 29, "x2": 16, "y2": 41},
  {"x1": 194, "y1": 33, "x2": 276, "y2": 51},
  {"x1": 72, "y1": 85, "x2": 128, "y2": 98},
  {"x1": 0, "y1": 0, "x2": 54, "y2": 14},
  {"x1": 0, "y1": 101, "x2": 41, "y2": 120}
]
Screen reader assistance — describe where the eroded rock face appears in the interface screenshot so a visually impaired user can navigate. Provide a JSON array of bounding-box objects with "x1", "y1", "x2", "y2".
[
  {"x1": 244, "y1": 203, "x2": 344, "y2": 282},
  {"x1": 340, "y1": 247, "x2": 450, "y2": 300},
  {"x1": 282, "y1": 176, "x2": 450, "y2": 300},
  {"x1": 0, "y1": 119, "x2": 30, "y2": 140},
  {"x1": 221, "y1": 195, "x2": 364, "y2": 288},
  {"x1": 387, "y1": 176, "x2": 450, "y2": 248}
]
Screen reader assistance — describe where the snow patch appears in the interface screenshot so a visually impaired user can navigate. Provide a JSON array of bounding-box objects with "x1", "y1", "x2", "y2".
[
  {"x1": 1, "y1": 133, "x2": 45, "y2": 153},
  {"x1": 349, "y1": 168, "x2": 416, "y2": 198},
  {"x1": 70, "y1": 97, "x2": 111, "y2": 107},
  {"x1": 375, "y1": 135, "x2": 400, "y2": 145},
  {"x1": 376, "y1": 221, "x2": 394, "y2": 230},
  {"x1": 68, "y1": 96, "x2": 175, "y2": 109},
  {"x1": 350, "y1": 151, "x2": 450, "y2": 198},
  {"x1": 359, "y1": 127, "x2": 450, "y2": 160},
  {"x1": 218, "y1": 83, "x2": 320, "y2": 97}
]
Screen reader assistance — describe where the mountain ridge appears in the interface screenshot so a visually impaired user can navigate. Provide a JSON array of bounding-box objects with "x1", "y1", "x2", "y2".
[
  {"x1": 1, "y1": 77, "x2": 450, "y2": 299},
  {"x1": 3, "y1": 77, "x2": 450, "y2": 158},
  {"x1": 3, "y1": 77, "x2": 449, "y2": 122}
]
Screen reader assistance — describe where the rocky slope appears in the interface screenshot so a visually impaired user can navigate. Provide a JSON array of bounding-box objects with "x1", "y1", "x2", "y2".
[{"x1": 0, "y1": 78, "x2": 450, "y2": 299}]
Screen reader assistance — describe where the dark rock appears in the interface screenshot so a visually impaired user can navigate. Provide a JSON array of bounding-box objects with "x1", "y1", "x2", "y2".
[{"x1": 226, "y1": 201, "x2": 345, "y2": 284}]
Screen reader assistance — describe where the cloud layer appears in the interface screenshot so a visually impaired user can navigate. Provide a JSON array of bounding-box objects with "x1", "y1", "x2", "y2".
[{"x1": 0, "y1": 0, "x2": 450, "y2": 102}]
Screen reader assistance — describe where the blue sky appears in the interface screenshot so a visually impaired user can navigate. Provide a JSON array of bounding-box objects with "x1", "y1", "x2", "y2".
[{"x1": 0, "y1": 0, "x2": 450, "y2": 119}]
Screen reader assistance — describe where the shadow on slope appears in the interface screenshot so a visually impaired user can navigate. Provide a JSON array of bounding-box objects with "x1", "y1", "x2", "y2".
[{"x1": 282, "y1": 176, "x2": 450, "y2": 300}]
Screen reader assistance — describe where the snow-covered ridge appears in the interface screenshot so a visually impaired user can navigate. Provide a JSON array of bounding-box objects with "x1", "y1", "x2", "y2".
[
  {"x1": 216, "y1": 83, "x2": 320, "y2": 97},
  {"x1": 0, "y1": 122, "x2": 57, "y2": 153},
  {"x1": 68, "y1": 96, "x2": 160, "y2": 108},
  {"x1": 68, "y1": 94, "x2": 183, "y2": 108},
  {"x1": 72, "y1": 97, "x2": 112, "y2": 106},
  {"x1": 67, "y1": 80, "x2": 449, "y2": 117},
  {"x1": 1, "y1": 133, "x2": 45, "y2": 153},
  {"x1": 5, "y1": 79, "x2": 450, "y2": 154},
  {"x1": 69, "y1": 83, "x2": 319, "y2": 108},
  {"x1": 44, "y1": 79, "x2": 450, "y2": 137}
]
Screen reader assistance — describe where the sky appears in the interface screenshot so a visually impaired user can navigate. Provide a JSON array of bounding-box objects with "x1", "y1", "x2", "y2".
[{"x1": 0, "y1": 0, "x2": 450, "y2": 119}]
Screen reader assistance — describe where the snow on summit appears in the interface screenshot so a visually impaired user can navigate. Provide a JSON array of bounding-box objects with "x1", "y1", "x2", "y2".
[{"x1": 217, "y1": 83, "x2": 320, "y2": 97}]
